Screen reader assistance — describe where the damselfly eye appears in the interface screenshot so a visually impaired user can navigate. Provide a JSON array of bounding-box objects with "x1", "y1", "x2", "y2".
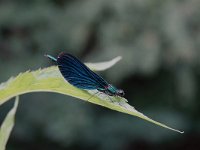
[{"x1": 118, "y1": 89, "x2": 125, "y2": 97}]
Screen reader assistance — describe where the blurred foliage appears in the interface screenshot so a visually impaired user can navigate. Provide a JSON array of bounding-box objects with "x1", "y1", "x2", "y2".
[{"x1": 0, "y1": 0, "x2": 200, "y2": 150}]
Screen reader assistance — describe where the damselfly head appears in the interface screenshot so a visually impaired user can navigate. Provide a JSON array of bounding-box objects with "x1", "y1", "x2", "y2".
[{"x1": 117, "y1": 89, "x2": 125, "y2": 97}]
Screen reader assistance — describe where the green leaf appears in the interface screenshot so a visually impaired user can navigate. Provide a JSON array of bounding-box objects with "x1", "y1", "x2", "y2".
[
  {"x1": 0, "y1": 56, "x2": 184, "y2": 134},
  {"x1": 0, "y1": 96, "x2": 19, "y2": 150}
]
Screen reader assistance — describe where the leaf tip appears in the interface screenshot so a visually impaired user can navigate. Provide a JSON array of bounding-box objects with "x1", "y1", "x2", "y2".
[
  {"x1": 179, "y1": 130, "x2": 184, "y2": 134},
  {"x1": 169, "y1": 128, "x2": 184, "y2": 134}
]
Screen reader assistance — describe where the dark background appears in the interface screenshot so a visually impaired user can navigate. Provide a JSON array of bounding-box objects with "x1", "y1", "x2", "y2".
[{"x1": 0, "y1": 0, "x2": 200, "y2": 150}]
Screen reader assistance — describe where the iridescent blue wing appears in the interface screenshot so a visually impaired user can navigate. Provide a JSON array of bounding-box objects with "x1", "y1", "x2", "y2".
[{"x1": 57, "y1": 53, "x2": 108, "y2": 90}]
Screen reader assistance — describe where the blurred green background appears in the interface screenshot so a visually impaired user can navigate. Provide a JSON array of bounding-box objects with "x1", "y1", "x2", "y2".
[{"x1": 0, "y1": 0, "x2": 200, "y2": 150}]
